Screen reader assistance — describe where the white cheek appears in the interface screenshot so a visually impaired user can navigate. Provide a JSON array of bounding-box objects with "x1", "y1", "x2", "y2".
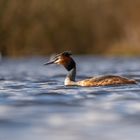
[{"x1": 55, "y1": 59, "x2": 61, "y2": 64}]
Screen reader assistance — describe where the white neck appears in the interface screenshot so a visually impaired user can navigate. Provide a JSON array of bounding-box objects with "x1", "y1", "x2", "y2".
[
  {"x1": 64, "y1": 77, "x2": 76, "y2": 86},
  {"x1": 64, "y1": 67, "x2": 77, "y2": 86}
]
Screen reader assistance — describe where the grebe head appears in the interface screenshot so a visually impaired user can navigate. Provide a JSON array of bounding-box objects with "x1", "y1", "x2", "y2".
[{"x1": 44, "y1": 51, "x2": 76, "y2": 71}]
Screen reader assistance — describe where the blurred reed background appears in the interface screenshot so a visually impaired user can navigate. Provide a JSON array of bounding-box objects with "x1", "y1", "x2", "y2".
[{"x1": 0, "y1": 0, "x2": 140, "y2": 57}]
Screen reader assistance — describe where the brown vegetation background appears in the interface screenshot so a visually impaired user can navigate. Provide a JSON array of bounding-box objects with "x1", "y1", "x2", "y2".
[{"x1": 0, "y1": 0, "x2": 140, "y2": 57}]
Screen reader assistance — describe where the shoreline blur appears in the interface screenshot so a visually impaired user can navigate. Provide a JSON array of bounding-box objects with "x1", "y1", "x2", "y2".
[{"x1": 0, "y1": 0, "x2": 140, "y2": 57}]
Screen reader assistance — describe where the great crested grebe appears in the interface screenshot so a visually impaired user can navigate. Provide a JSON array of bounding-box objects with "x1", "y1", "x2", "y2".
[{"x1": 44, "y1": 51, "x2": 136, "y2": 87}]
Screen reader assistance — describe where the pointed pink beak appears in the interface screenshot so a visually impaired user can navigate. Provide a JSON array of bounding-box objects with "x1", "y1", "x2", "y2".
[{"x1": 44, "y1": 60, "x2": 55, "y2": 65}]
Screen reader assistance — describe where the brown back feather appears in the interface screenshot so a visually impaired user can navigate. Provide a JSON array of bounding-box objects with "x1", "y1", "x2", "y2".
[{"x1": 77, "y1": 75, "x2": 136, "y2": 86}]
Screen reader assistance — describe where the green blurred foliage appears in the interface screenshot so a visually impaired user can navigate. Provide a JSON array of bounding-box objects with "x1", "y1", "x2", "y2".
[{"x1": 0, "y1": 0, "x2": 140, "y2": 57}]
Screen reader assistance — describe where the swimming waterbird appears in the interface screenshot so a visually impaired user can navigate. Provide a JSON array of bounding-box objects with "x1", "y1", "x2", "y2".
[{"x1": 44, "y1": 51, "x2": 136, "y2": 86}]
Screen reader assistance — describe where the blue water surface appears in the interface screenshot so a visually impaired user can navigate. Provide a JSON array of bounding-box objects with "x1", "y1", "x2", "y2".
[{"x1": 0, "y1": 56, "x2": 140, "y2": 140}]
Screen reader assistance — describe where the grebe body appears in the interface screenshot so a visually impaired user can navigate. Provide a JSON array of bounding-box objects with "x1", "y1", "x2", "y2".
[{"x1": 45, "y1": 51, "x2": 136, "y2": 87}]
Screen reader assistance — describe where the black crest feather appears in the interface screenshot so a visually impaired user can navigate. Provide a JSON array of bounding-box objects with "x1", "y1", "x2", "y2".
[{"x1": 61, "y1": 51, "x2": 72, "y2": 56}]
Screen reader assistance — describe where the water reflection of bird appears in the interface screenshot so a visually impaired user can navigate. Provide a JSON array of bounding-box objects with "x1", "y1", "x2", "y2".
[{"x1": 45, "y1": 51, "x2": 136, "y2": 87}]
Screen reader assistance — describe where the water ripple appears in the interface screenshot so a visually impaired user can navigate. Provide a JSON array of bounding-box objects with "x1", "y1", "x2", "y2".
[{"x1": 0, "y1": 57, "x2": 140, "y2": 140}]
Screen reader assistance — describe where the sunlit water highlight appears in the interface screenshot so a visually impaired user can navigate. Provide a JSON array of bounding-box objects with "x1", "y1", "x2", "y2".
[{"x1": 0, "y1": 56, "x2": 140, "y2": 140}]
